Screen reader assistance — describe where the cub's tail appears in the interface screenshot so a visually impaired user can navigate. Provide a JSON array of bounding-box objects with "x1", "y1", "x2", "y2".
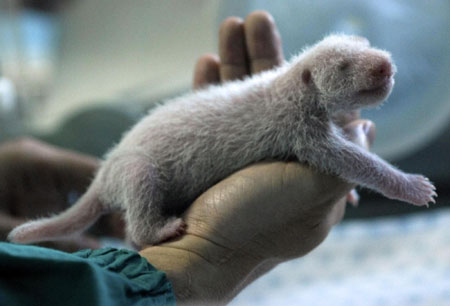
[{"x1": 7, "y1": 187, "x2": 105, "y2": 244}]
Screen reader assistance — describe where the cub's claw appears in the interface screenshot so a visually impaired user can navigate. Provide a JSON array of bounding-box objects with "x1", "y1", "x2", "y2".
[{"x1": 403, "y1": 174, "x2": 437, "y2": 207}]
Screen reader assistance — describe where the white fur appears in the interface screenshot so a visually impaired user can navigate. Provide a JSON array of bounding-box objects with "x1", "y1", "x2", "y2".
[{"x1": 8, "y1": 34, "x2": 436, "y2": 246}]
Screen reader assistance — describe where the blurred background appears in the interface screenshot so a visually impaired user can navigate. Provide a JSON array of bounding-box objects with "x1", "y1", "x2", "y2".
[
  {"x1": 0, "y1": 0, "x2": 448, "y2": 215},
  {"x1": 0, "y1": 0, "x2": 449, "y2": 304}
]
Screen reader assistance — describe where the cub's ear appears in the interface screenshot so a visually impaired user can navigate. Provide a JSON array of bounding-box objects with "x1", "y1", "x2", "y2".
[{"x1": 301, "y1": 69, "x2": 312, "y2": 85}]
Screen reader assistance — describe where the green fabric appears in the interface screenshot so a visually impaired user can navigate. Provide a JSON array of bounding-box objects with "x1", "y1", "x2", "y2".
[{"x1": 0, "y1": 242, "x2": 176, "y2": 306}]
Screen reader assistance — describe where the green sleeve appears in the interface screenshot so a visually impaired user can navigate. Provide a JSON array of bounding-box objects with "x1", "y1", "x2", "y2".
[{"x1": 0, "y1": 242, "x2": 176, "y2": 306}]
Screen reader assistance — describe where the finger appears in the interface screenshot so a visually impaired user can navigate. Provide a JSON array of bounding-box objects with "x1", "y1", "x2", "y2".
[
  {"x1": 343, "y1": 120, "x2": 376, "y2": 150},
  {"x1": 193, "y1": 54, "x2": 220, "y2": 90},
  {"x1": 244, "y1": 11, "x2": 284, "y2": 74},
  {"x1": 219, "y1": 17, "x2": 249, "y2": 81},
  {"x1": 346, "y1": 189, "x2": 360, "y2": 207},
  {"x1": 333, "y1": 110, "x2": 361, "y2": 127}
]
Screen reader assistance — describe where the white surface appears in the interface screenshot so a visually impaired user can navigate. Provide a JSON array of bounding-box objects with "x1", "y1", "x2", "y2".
[{"x1": 231, "y1": 208, "x2": 450, "y2": 306}]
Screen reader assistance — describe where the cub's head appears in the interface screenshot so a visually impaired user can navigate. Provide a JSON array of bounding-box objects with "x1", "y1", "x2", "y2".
[{"x1": 295, "y1": 34, "x2": 396, "y2": 113}]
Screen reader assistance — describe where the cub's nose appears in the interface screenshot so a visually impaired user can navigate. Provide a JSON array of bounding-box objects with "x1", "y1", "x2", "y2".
[{"x1": 371, "y1": 60, "x2": 393, "y2": 79}]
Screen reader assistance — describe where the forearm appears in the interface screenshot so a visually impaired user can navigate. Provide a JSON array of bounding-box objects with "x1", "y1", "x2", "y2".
[
  {"x1": 310, "y1": 137, "x2": 435, "y2": 206},
  {"x1": 310, "y1": 138, "x2": 402, "y2": 193}
]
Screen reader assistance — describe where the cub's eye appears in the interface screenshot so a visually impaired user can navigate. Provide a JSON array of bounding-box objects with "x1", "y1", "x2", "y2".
[{"x1": 339, "y1": 61, "x2": 350, "y2": 71}]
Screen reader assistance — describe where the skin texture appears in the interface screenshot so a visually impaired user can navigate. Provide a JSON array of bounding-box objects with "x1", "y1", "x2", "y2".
[
  {"x1": 7, "y1": 20, "x2": 436, "y2": 247},
  {"x1": 2, "y1": 10, "x2": 379, "y2": 304}
]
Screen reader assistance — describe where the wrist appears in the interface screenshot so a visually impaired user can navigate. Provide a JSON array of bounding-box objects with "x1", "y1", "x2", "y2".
[{"x1": 139, "y1": 234, "x2": 270, "y2": 305}]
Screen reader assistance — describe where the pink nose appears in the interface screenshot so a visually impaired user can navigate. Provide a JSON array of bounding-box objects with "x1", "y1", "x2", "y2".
[{"x1": 372, "y1": 61, "x2": 392, "y2": 78}]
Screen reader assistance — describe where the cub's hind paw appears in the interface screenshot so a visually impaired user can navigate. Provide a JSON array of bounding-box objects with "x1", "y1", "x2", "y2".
[
  {"x1": 128, "y1": 217, "x2": 187, "y2": 247},
  {"x1": 402, "y1": 174, "x2": 437, "y2": 207},
  {"x1": 157, "y1": 217, "x2": 187, "y2": 243}
]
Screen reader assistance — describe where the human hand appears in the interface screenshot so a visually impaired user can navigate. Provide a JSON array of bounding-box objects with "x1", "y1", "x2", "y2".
[
  {"x1": 193, "y1": 11, "x2": 283, "y2": 89},
  {"x1": 0, "y1": 138, "x2": 124, "y2": 251},
  {"x1": 140, "y1": 11, "x2": 375, "y2": 304}
]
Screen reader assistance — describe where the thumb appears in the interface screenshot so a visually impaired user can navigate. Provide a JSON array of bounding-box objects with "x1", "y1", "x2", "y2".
[{"x1": 342, "y1": 120, "x2": 376, "y2": 150}]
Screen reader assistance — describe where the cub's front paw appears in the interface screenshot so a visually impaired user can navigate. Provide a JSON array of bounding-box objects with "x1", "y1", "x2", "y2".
[{"x1": 400, "y1": 174, "x2": 437, "y2": 207}]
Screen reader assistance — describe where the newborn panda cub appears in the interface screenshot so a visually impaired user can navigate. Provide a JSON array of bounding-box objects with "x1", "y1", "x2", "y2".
[{"x1": 9, "y1": 34, "x2": 436, "y2": 247}]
